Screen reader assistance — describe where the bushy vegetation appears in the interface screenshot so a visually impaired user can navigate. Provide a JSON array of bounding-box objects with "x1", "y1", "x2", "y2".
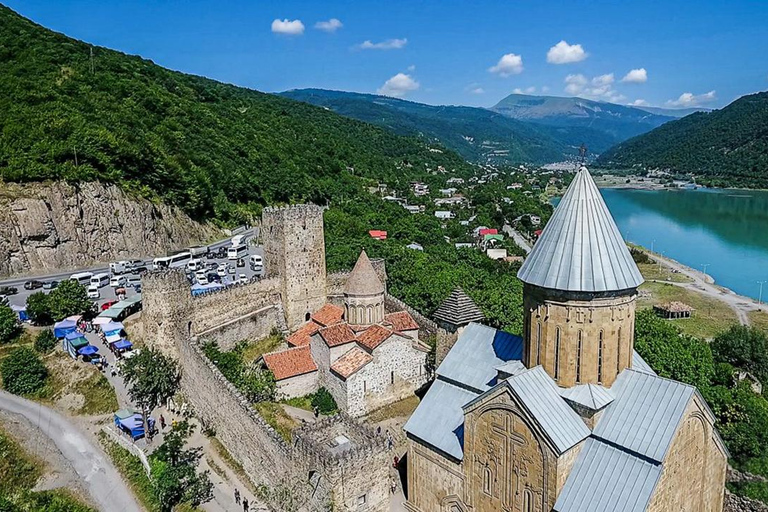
[
  {"x1": 0, "y1": 5, "x2": 471, "y2": 224},
  {"x1": 201, "y1": 340, "x2": 276, "y2": 402},
  {"x1": 310, "y1": 387, "x2": 338, "y2": 415},
  {"x1": 0, "y1": 346, "x2": 49, "y2": 395},
  {"x1": 0, "y1": 304, "x2": 21, "y2": 344},
  {"x1": 25, "y1": 292, "x2": 52, "y2": 325},
  {"x1": 33, "y1": 329, "x2": 56, "y2": 353},
  {"x1": 599, "y1": 91, "x2": 768, "y2": 188},
  {"x1": 40, "y1": 280, "x2": 92, "y2": 322}
]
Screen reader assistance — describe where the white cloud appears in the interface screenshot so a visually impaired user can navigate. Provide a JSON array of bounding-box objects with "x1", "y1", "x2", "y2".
[
  {"x1": 377, "y1": 73, "x2": 420, "y2": 97},
  {"x1": 271, "y1": 18, "x2": 305, "y2": 35},
  {"x1": 622, "y1": 68, "x2": 648, "y2": 83},
  {"x1": 541, "y1": 85, "x2": 550, "y2": 93},
  {"x1": 513, "y1": 86, "x2": 537, "y2": 94},
  {"x1": 488, "y1": 53, "x2": 524, "y2": 77},
  {"x1": 666, "y1": 90, "x2": 716, "y2": 107},
  {"x1": 470, "y1": 87, "x2": 485, "y2": 94},
  {"x1": 564, "y1": 73, "x2": 625, "y2": 103},
  {"x1": 628, "y1": 99, "x2": 649, "y2": 106},
  {"x1": 407, "y1": 65, "x2": 416, "y2": 72},
  {"x1": 358, "y1": 38, "x2": 407, "y2": 50},
  {"x1": 314, "y1": 18, "x2": 342, "y2": 32},
  {"x1": 547, "y1": 40, "x2": 588, "y2": 64}
]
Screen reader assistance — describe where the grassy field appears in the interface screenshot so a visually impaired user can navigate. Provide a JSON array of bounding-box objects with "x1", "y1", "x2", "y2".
[
  {"x1": 253, "y1": 401, "x2": 297, "y2": 443},
  {"x1": 367, "y1": 395, "x2": 420, "y2": 423},
  {"x1": 637, "y1": 281, "x2": 738, "y2": 339},
  {"x1": 42, "y1": 350, "x2": 119, "y2": 415},
  {"x1": 748, "y1": 310, "x2": 768, "y2": 332},
  {"x1": 98, "y1": 432, "x2": 160, "y2": 512},
  {"x1": 240, "y1": 332, "x2": 284, "y2": 364},
  {"x1": 636, "y1": 262, "x2": 693, "y2": 283}
]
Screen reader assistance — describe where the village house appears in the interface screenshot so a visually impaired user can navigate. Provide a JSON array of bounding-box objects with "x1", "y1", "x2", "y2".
[
  {"x1": 411, "y1": 182, "x2": 430, "y2": 196},
  {"x1": 435, "y1": 210, "x2": 454, "y2": 220},
  {"x1": 447, "y1": 177, "x2": 465, "y2": 185}
]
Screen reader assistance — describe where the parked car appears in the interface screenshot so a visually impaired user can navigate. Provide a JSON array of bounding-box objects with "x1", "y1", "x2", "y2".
[
  {"x1": 217, "y1": 264, "x2": 229, "y2": 277},
  {"x1": 43, "y1": 280, "x2": 59, "y2": 290},
  {"x1": 238, "y1": 273, "x2": 247, "y2": 283},
  {"x1": 126, "y1": 276, "x2": 142, "y2": 288},
  {"x1": 207, "y1": 273, "x2": 222, "y2": 283},
  {"x1": 0, "y1": 295, "x2": 8, "y2": 306},
  {"x1": 24, "y1": 280, "x2": 44, "y2": 290},
  {"x1": 0, "y1": 286, "x2": 18, "y2": 296},
  {"x1": 110, "y1": 275, "x2": 127, "y2": 288},
  {"x1": 87, "y1": 285, "x2": 100, "y2": 299},
  {"x1": 133, "y1": 266, "x2": 149, "y2": 275},
  {"x1": 236, "y1": 258, "x2": 245, "y2": 268},
  {"x1": 101, "y1": 300, "x2": 117, "y2": 311}
]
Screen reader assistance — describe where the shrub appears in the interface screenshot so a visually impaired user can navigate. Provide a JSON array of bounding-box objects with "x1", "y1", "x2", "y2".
[
  {"x1": 33, "y1": 329, "x2": 57, "y2": 354},
  {"x1": 311, "y1": 387, "x2": 338, "y2": 415},
  {"x1": 0, "y1": 347, "x2": 49, "y2": 395},
  {"x1": 26, "y1": 292, "x2": 52, "y2": 326},
  {"x1": 0, "y1": 304, "x2": 21, "y2": 345}
]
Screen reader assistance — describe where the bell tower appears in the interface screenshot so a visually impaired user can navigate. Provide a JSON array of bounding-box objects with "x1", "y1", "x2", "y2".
[{"x1": 517, "y1": 166, "x2": 644, "y2": 387}]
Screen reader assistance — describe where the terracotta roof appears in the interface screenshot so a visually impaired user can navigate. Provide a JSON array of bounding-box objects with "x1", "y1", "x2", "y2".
[
  {"x1": 344, "y1": 250, "x2": 384, "y2": 296},
  {"x1": 369, "y1": 230, "x2": 387, "y2": 240},
  {"x1": 318, "y1": 323, "x2": 357, "y2": 347},
  {"x1": 311, "y1": 303, "x2": 344, "y2": 327},
  {"x1": 286, "y1": 321, "x2": 321, "y2": 347},
  {"x1": 433, "y1": 287, "x2": 485, "y2": 327},
  {"x1": 384, "y1": 311, "x2": 419, "y2": 332},
  {"x1": 263, "y1": 346, "x2": 317, "y2": 381},
  {"x1": 330, "y1": 347, "x2": 373, "y2": 379},
  {"x1": 348, "y1": 324, "x2": 371, "y2": 332},
  {"x1": 357, "y1": 324, "x2": 393, "y2": 351}
]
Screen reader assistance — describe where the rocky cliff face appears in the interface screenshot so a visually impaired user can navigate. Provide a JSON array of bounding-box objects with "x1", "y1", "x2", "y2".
[{"x1": 0, "y1": 181, "x2": 221, "y2": 277}]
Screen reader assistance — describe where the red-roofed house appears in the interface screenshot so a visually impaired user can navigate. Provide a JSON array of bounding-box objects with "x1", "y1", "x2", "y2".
[
  {"x1": 478, "y1": 228, "x2": 498, "y2": 237},
  {"x1": 261, "y1": 346, "x2": 318, "y2": 397},
  {"x1": 368, "y1": 230, "x2": 387, "y2": 240}
]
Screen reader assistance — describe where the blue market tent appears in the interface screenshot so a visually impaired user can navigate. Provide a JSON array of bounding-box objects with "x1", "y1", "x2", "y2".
[
  {"x1": 78, "y1": 345, "x2": 99, "y2": 356},
  {"x1": 10, "y1": 305, "x2": 28, "y2": 322},
  {"x1": 112, "y1": 339, "x2": 133, "y2": 351},
  {"x1": 101, "y1": 321, "x2": 124, "y2": 333},
  {"x1": 53, "y1": 319, "x2": 77, "y2": 338},
  {"x1": 63, "y1": 331, "x2": 88, "y2": 358},
  {"x1": 114, "y1": 412, "x2": 155, "y2": 440}
]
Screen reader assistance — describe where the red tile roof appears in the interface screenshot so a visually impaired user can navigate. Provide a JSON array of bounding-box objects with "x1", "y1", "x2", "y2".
[
  {"x1": 263, "y1": 346, "x2": 317, "y2": 381},
  {"x1": 318, "y1": 323, "x2": 357, "y2": 347},
  {"x1": 479, "y1": 228, "x2": 498, "y2": 236},
  {"x1": 369, "y1": 230, "x2": 388, "y2": 240},
  {"x1": 286, "y1": 321, "x2": 321, "y2": 347},
  {"x1": 330, "y1": 348, "x2": 373, "y2": 380},
  {"x1": 357, "y1": 324, "x2": 393, "y2": 351},
  {"x1": 311, "y1": 303, "x2": 344, "y2": 327},
  {"x1": 384, "y1": 311, "x2": 419, "y2": 332}
]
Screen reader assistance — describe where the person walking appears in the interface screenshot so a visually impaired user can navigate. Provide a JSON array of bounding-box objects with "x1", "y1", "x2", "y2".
[
  {"x1": 242, "y1": 497, "x2": 249, "y2": 512},
  {"x1": 234, "y1": 488, "x2": 240, "y2": 505},
  {"x1": 159, "y1": 414, "x2": 166, "y2": 431}
]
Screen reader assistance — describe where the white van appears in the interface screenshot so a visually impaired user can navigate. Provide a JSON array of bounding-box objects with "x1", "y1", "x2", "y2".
[
  {"x1": 249, "y1": 254, "x2": 263, "y2": 270},
  {"x1": 110, "y1": 275, "x2": 126, "y2": 288},
  {"x1": 227, "y1": 244, "x2": 248, "y2": 260},
  {"x1": 90, "y1": 273, "x2": 110, "y2": 288},
  {"x1": 195, "y1": 270, "x2": 208, "y2": 285},
  {"x1": 110, "y1": 261, "x2": 130, "y2": 274},
  {"x1": 186, "y1": 259, "x2": 204, "y2": 272},
  {"x1": 70, "y1": 272, "x2": 93, "y2": 286},
  {"x1": 87, "y1": 284, "x2": 100, "y2": 299}
]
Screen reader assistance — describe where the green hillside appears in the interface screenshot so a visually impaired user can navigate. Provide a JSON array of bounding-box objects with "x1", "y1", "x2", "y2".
[
  {"x1": 0, "y1": 6, "x2": 471, "y2": 223},
  {"x1": 279, "y1": 89, "x2": 580, "y2": 164},
  {"x1": 598, "y1": 91, "x2": 768, "y2": 187}
]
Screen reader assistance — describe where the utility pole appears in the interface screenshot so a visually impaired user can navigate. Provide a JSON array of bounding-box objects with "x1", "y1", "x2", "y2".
[
  {"x1": 701, "y1": 263, "x2": 710, "y2": 276},
  {"x1": 758, "y1": 281, "x2": 765, "y2": 307},
  {"x1": 651, "y1": 239, "x2": 656, "y2": 253}
]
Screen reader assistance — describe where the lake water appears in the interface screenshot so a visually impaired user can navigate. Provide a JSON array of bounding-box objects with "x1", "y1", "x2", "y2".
[{"x1": 554, "y1": 187, "x2": 768, "y2": 301}]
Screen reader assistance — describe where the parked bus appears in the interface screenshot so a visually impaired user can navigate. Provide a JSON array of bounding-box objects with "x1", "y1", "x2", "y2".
[
  {"x1": 69, "y1": 272, "x2": 93, "y2": 286},
  {"x1": 90, "y1": 273, "x2": 110, "y2": 288},
  {"x1": 227, "y1": 244, "x2": 248, "y2": 260},
  {"x1": 152, "y1": 252, "x2": 192, "y2": 270}
]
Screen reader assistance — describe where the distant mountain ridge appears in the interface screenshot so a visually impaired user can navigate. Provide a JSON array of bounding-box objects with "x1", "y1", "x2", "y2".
[
  {"x1": 598, "y1": 91, "x2": 768, "y2": 188},
  {"x1": 634, "y1": 105, "x2": 712, "y2": 118},
  {"x1": 491, "y1": 94, "x2": 676, "y2": 150}
]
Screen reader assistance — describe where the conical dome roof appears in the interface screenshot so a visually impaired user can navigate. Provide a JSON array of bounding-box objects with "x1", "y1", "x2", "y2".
[
  {"x1": 344, "y1": 250, "x2": 384, "y2": 296},
  {"x1": 433, "y1": 287, "x2": 485, "y2": 326},
  {"x1": 517, "y1": 166, "x2": 643, "y2": 292}
]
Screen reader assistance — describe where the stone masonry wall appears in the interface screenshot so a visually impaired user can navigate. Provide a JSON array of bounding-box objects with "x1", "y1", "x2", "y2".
[
  {"x1": 190, "y1": 278, "x2": 280, "y2": 334},
  {"x1": 195, "y1": 305, "x2": 287, "y2": 352}
]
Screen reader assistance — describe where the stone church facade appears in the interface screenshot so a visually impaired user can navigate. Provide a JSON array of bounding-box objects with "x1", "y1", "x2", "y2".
[{"x1": 403, "y1": 167, "x2": 728, "y2": 512}]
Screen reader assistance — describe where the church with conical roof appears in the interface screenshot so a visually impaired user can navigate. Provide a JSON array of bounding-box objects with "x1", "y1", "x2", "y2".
[{"x1": 403, "y1": 167, "x2": 728, "y2": 512}]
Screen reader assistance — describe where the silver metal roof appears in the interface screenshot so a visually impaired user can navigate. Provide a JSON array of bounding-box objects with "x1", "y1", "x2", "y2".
[
  {"x1": 632, "y1": 350, "x2": 657, "y2": 375},
  {"x1": 560, "y1": 383, "x2": 614, "y2": 411},
  {"x1": 436, "y1": 322, "x2": 523, "y2": 393},
  {"x1": 403, "y1": 379, "x2": 477, "y2": 460},
  {"x1": 503, "y1": 366, "x2": 590, "y2": 454},
  {"x1": 495, "y1": 360, "x2": 527, "y2": 378},
  {"x1": 554, "y1": 438, "x2": 662, "y2": 512},
  {"x1": 593, "y1": 369, "x2": 694, "y2": 463},
  {"x1": 517, "y1": 166, "x2": 644, "y2": 292}
]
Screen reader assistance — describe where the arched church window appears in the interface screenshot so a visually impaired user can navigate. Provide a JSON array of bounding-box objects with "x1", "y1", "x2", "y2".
[
  {"x1": 576, "y1": 330, "x2": 583, "y2": 383},
  {"x1": 483, "y1": 466, "x2": 492, "y2": 495},
  {"x1": 305, "y1": 312, "x2": 311, "y2": 322},
  {"x1": 598, "y1": 330, "x2": 604, "y2": 383},
  {"x1": 536, "y1": 321, "x2": 542, "y2": 365},
  {"x1": 524, "y1": 489, "x2": 534, "y2": 512},
  {"x1": 554, "y1": 327, "x2": 561, "y2": 380}
]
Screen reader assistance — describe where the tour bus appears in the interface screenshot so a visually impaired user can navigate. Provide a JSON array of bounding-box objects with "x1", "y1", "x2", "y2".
[
  {"x1": 152, "y1": 252, "x2": 192, "y2": 270},
  {"x1": 90, "y1": 273, "x2": 110, "y2": 288},
  {"x1": 69, "y1": 272, "x2": 93, "y2": 286},
  {"x1": 249, "y1": 254, "x2": 263, "y2": 271},
  {"x1": 231, "y1": 234, "x2": 245, "y2": 247},
  {"x1": 227, "y1": 244, "x2": 248, "y2": 260},
  {"x1": 186, "y1": 259, "x2": 204, "y2": 272}
]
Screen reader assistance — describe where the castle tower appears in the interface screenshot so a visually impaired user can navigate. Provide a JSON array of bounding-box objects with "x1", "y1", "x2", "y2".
[
  {"x1": 433, "y1": 287, "x2": 485, "y2": 336},
  {"x1": 343, "y1": 250, "x2": 385, "y2": 326},
  {"x1": 517, "y1": 166, "x2": 644, "y2": 387},
  {"x1": 140, "y1": 269, "x2": 193, "y2": 358},
  {"x1": 262, "y1": 204, "x2": 327, "y2": 330}
]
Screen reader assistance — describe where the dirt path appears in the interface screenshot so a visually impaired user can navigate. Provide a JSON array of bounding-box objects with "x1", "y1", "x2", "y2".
[{"x1": 649, "y1": 253, "x2": 758, "y2": 326}]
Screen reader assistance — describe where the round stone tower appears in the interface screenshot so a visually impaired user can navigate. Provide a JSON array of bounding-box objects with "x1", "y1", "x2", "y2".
[
  {"x1": 343, "y1": 250, "x2": 385, "y2": 326},
  {"x1": 517, "y1": 167, "x2": 644, "y2": 387},
  {"x1": 141, "y1": 269, "x2": 193, "y2": 358}
]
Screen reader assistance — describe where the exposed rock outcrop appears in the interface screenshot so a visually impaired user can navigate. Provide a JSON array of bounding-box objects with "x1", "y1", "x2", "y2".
[
  {"x1": 0, "y1": 181, "x2": 221, "y2": 277},
  {"x1": 725, "y1": 490, "x2": 768, "y2": 512}
]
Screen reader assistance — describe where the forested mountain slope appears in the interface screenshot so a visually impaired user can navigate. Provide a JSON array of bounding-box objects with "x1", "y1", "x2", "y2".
[
  {"x1": 598, "y1": 91, "x2": 768, "y2": 187},
  {"x1": 279, "y1": 88, "x2": 580, "y2": 164},
  {"x1": 0, "y1": 6, "x2": 471, "y2": 224}
]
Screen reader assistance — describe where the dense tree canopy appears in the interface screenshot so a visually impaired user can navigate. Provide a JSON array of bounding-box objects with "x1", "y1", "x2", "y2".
[{"x1": 0, "y1": 347, "x2": 49, "y2": 396}]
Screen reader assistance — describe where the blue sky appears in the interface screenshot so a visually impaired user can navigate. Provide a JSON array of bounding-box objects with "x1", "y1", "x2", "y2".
[{"x1": 6, "y1": 0, "x2": 768, "y2": 108}]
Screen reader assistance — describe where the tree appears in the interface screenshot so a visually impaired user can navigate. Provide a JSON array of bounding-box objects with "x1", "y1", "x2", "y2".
[
  {"x1": 149, "y1": 421, "x2": 213, "y2": 511},
  {"x1": 47, "y1": 280, "x2": 91, "y2": 321},
  {"x1": 0, "y1": 304, "x2": 21, "y2": 345},
  {"x1": 25, "y1": 292, "x2": 52, "y2": 326},
  {"x1": 712, "y1": 325, "x2": 768, "y2": 385},
  {"x1": 34, "y1": 329, "x2": 57, "y2": 354},
  {"x1": 310, "y1": 387, "x2": 338, "y2": 415},
  {"x1": 121, "y1": 348, "x2": 180, "y2": 438},
  {"x1": 0, "y1": 347, "x2": 48, "y2": 395}
]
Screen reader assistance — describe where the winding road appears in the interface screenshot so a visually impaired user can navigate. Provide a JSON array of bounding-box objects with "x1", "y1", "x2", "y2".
[{"x1": 0, "y1": 390, "x2": 142, "y2": 512}]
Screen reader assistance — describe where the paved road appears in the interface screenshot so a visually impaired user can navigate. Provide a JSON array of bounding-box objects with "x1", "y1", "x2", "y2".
[
  {"x1": 0, "y1": 390, "x2": 142, "y2": 512},
  {"x1": 502, "y1": 224, "x2": 532, "y2": 254}
]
